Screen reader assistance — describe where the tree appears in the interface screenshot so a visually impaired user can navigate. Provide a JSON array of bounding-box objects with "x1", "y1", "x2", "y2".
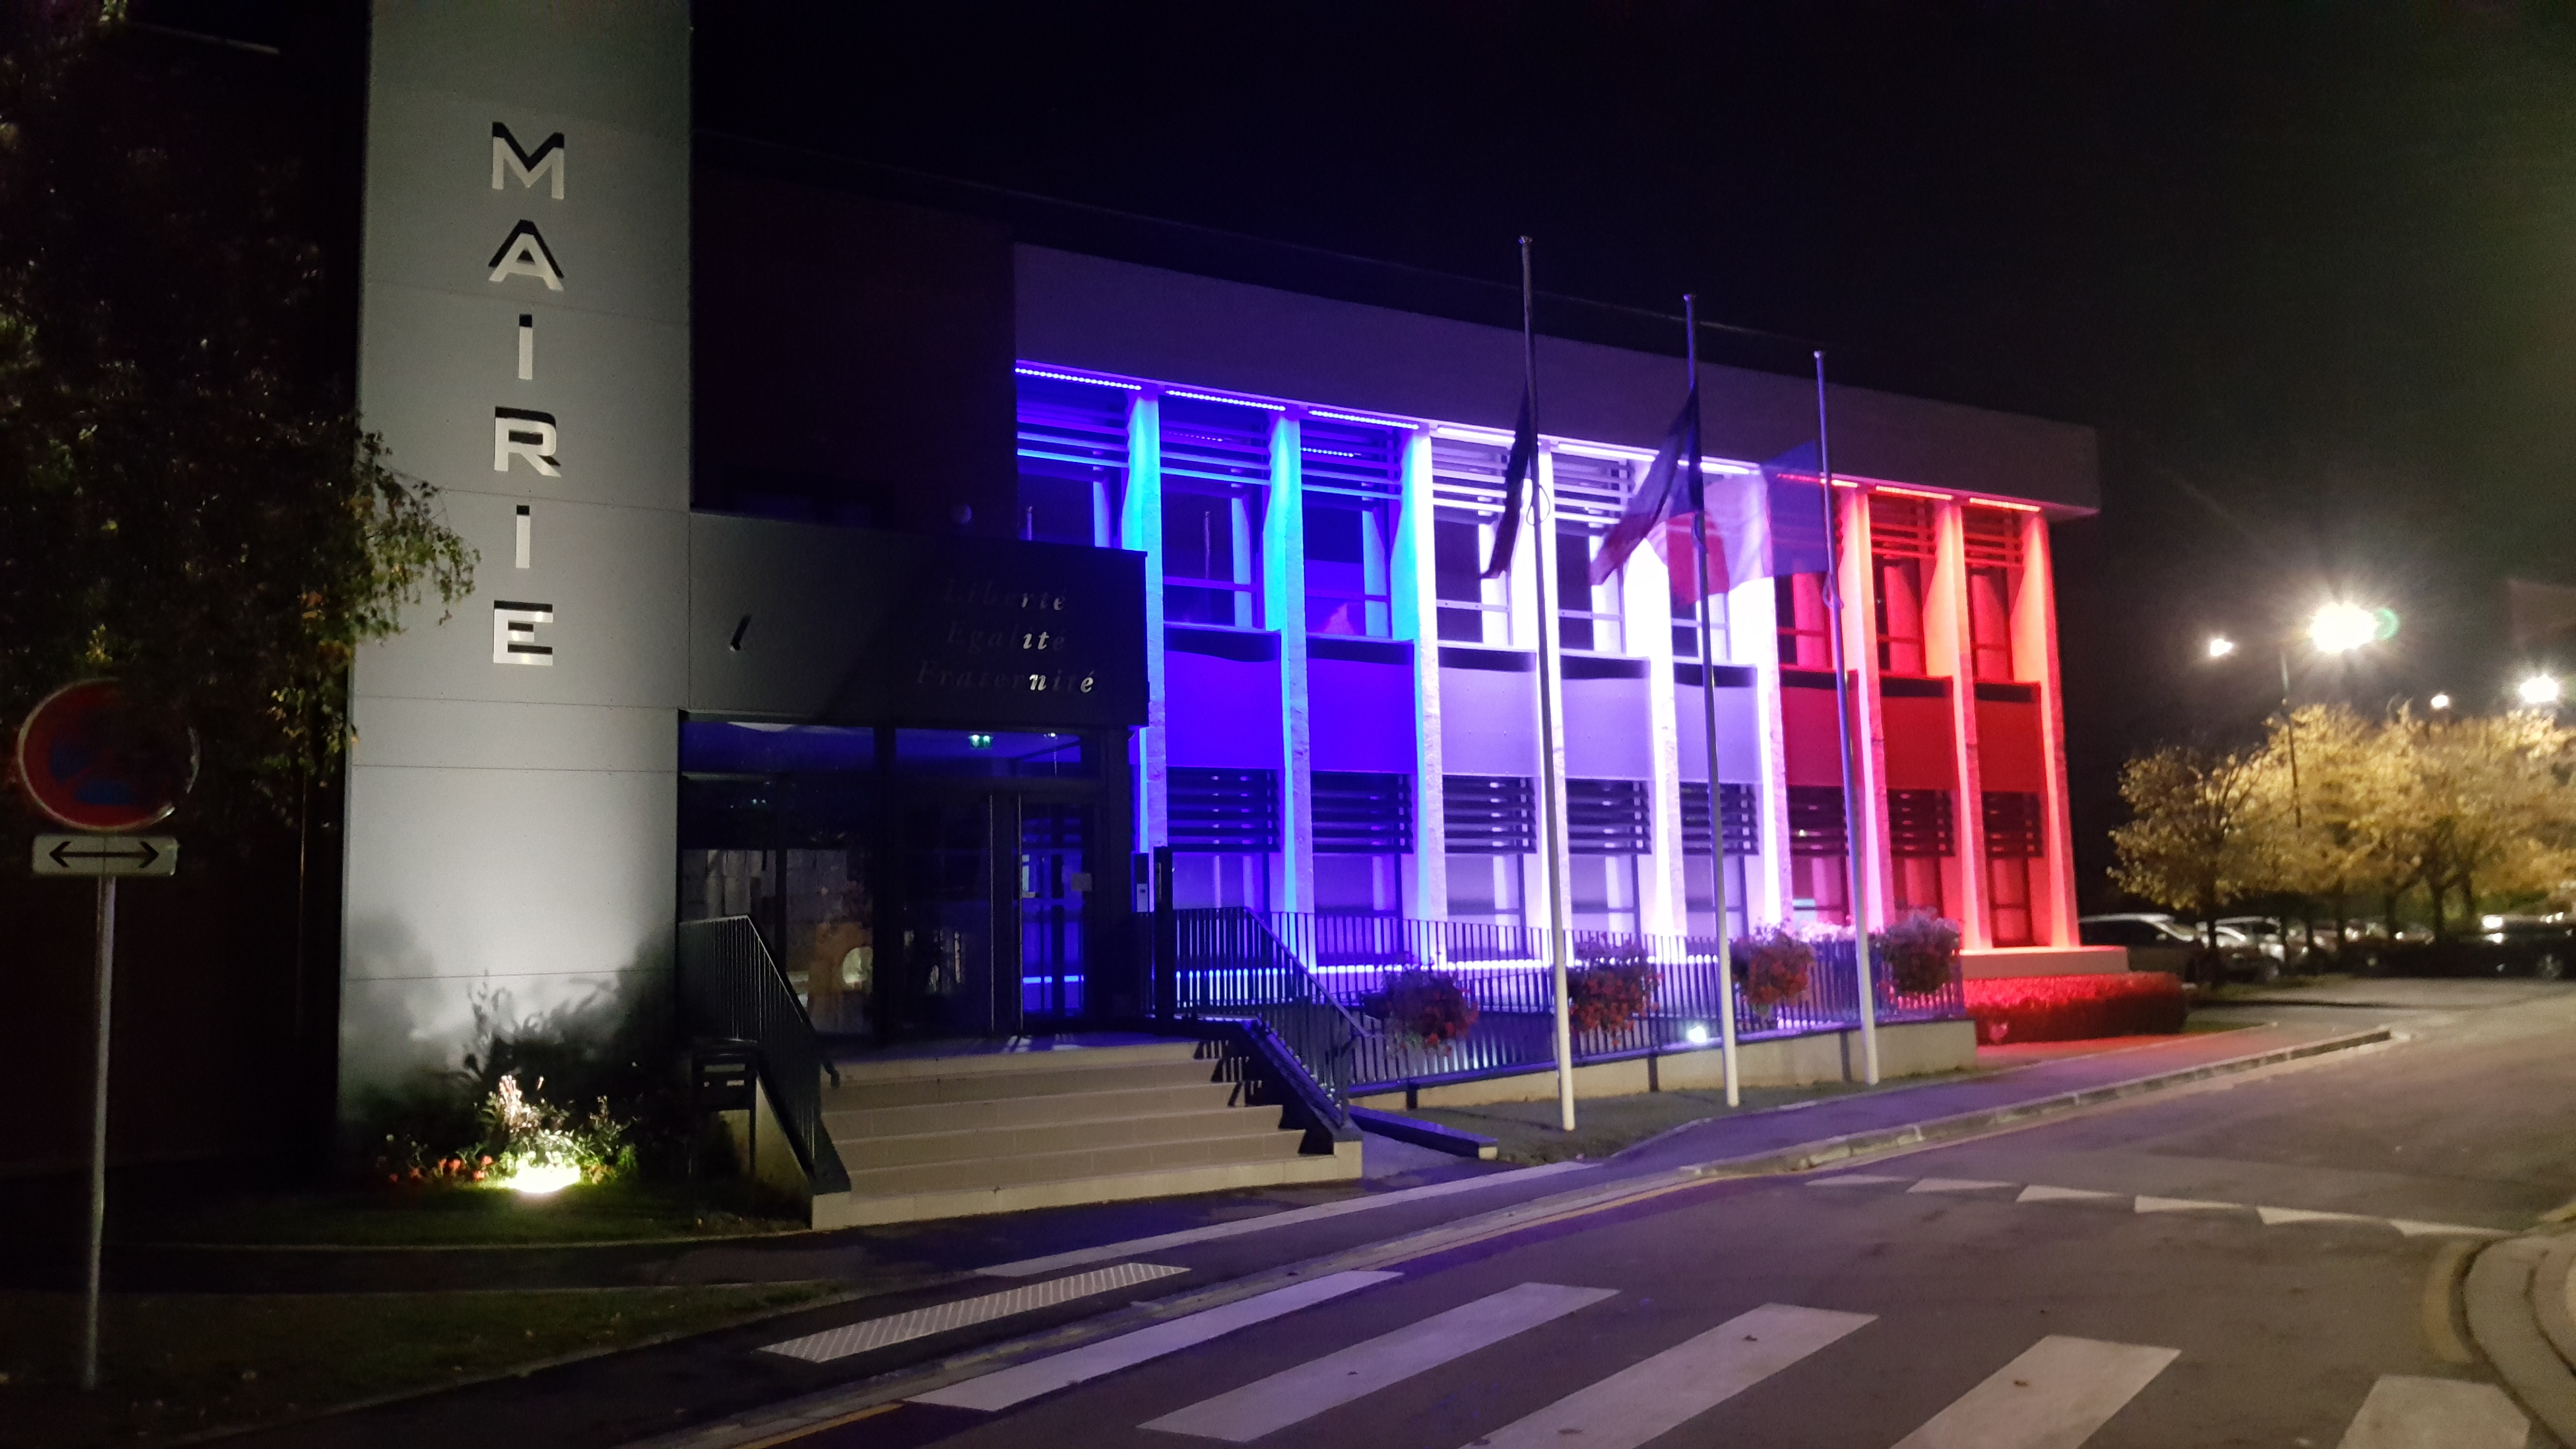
[
  {"x1": 2109, "y1": 744, "x2": 2274, "y2": 946},
  {"x1": 0, "y1": 6, "x2": 473, "y2": 828}
]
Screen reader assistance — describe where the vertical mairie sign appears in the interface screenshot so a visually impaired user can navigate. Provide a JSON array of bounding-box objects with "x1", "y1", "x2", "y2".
[{"x1": 343, "y1": 3, "x2": 691, "y2": 1130}]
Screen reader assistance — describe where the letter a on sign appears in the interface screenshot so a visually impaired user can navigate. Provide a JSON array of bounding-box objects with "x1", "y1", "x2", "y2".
[{"x1": 488, "y1": 220, "x2": 564, "y2": 290}]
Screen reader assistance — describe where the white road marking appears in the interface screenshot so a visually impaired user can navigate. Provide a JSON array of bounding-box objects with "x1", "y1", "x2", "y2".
[
  {"x1": 911, "y1": 1270, "x2": 1400, "y2": 1412},
  {"x1": 2017, "y1": 1185, "x2": 2122, "y2": 1204},
  {"x1": 1142, "y1": 1282, "x2": 1615, "y2": 1441},
  {"x1": 2134, "y1": 1194, "x2": 2241, "y2": 1214},
  {"x1": 2258, "y1": 1206, "x2": 2381, "y2": 1228},
  {"x1": 978, "y1": 1162, "x2": 1598, "y2": 1277},
  {"x1": 1910, "y1": 1178, "x2": 2015, "y2": 1194},
  {"x1": 759, "y1": 1263, "x2": 1187, "y2": 1363},
  {"x1": 2390, "y1": 1219, "x2": 2510, "y2": 1239},
  {"x1": 2334, "y1": 1373, "x2": 2528, "y2": 1449},
  {"x1": 1808, "y1": 1174, "x2": 1913, "y2": 1188},
  {"x1": 1888, "y1": 1335, "x2": 2178, "y2": 1449},
  {"x1": 1451, "y1": 1302, "x2": 1875, "y2": 1449}
]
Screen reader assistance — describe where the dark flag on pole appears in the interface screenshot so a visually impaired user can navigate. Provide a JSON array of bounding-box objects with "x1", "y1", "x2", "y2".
[
  {"x1": 1587, "y1": 385, "x2": 1698, "y2": 587},
  {"x1": 1481, "y1": 390, "x2": 1541, "y2": 580},
  {"x1": 1759, "y1": 441, "x2": 1834, "y2": 579}
]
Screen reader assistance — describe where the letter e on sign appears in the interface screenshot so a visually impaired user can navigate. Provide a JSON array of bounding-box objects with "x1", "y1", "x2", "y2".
[{"x1": 492, "y1": 601, "x2": 555, "y2": 665}]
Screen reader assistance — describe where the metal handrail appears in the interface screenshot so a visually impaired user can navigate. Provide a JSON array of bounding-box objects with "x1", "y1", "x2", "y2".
[
  {"x1": 675, "y1": 917, "x2": 851, "y2": 1194},
  {"x1": 1169, "y1": 906, "x2": 1367, "y2": 1106}
]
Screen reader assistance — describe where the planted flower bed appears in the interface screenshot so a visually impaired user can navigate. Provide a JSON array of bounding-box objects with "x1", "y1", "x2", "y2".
[{"x1": 1964, "y1": 972, "x2": 2186, "y2": 1044}]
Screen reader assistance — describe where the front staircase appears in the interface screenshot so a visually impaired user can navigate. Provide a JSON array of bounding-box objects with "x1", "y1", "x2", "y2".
[{"x1": 810, "y1": 1038, "x2": 1360, "y2": 1229}]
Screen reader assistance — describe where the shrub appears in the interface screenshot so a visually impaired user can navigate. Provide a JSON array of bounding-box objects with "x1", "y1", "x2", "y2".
[
  {"x1": 1964, "y1": 972, "x2": 2186, "y2": 1045},
  {"x1": 1368, "y1": 969, "x2": 1479, "y2": 1049},
  {"x1": 1878, "y1": 914, "x2": 1963, "y2": 997},
  {"x1": 370, "y1": 1072, "x2": 636, "y2": 1191},
  {"x1": 1567, "y1": 959, "x2": 1658, "y2": 1035},
  {"x1": 1731, "y1": 927, "x2": 1814, "y2": 1012}
]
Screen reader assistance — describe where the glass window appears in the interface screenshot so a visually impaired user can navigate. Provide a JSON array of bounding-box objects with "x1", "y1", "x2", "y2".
[
  {"x1": 1304, "y1": 498, "x2": 1392, "y2": 637},
  {"x1": 1433, "y1": 515, "x2": 1507, "y2": 644},
  {"x1": 1555, "y1": 526, "x2": 1623, "y2": 654},
  {"x1": 1775, "y1": 574, "x2": 1831, "y2": 669},
  {"x1": 1964, "y1": 507, "x2": 2025, "y2": 681},
  {"x1": 1015, "y1": 372, "x2": 1130, "y2": 547},
  {"x1": 1160, "y1": 396, "x2": 1273, "y2": 628},
  {"x1": 1446, "y1": 853, "x2": 1525, "y2": 927}
]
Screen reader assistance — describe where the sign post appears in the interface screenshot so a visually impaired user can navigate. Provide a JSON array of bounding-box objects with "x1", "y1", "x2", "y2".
[{"x1": 14, "y1": 681, "x2": 194, "y2": 1392}]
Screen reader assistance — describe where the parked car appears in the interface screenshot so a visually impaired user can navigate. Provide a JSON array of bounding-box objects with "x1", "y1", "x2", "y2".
[
  {"x1": 2077, "y1": 913, "x2": 2276, "y2": 984},
  {"x1": 2371, "y1": 915, "x2": 2574, "y2": 980},
  {"x1": 2215, "y1": 917, "x2": 2290, "y2": 963}
]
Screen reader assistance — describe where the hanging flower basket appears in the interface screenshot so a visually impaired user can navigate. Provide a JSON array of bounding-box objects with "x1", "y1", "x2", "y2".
[
  {"x1": 1732, "y1": 927, "x2": 1815, "y2": 1026},
  {"x1": 1567, "y1": 958, "x2": 1658, "y2": 1036},
  {"x1": 1365, "y1": 969, "x2": 1479, "y2": 1050},
  {"x1": 1877, "y1": 913, "x2": 1963, "y2": 997}
]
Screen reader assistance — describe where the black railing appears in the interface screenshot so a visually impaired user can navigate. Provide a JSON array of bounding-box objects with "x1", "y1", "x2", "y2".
[
  {"x1": 1166, "y1": 909, "x2": 1968, "y2": 1097},
  {"x1": 1168, "y1": 906, "x2": 1368, "y2": 1107},
  {"x1": 676, "y1": 917, "x2": 851, "y2": 1194}
]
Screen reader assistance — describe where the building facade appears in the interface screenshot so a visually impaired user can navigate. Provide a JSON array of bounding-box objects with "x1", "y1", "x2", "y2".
[
  {"x1": 337, "y1": 2, "x2": 2096, "y2": 1129},
  {"x1": 1006, "y1": 274, "x2": 2088, "y2": 965}
]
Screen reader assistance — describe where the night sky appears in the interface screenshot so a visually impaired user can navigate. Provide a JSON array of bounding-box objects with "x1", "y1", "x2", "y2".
[
  {"x1": 143, "y1": 1, "x2": 2576, "y2": 903},
  {"x1": 697, "y1": 1, "x2": 2576, "y2": 901}
]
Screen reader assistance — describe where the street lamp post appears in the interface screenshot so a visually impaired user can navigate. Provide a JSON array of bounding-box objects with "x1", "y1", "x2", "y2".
[{"x1": 2203, "y1": 602, "x2": 2394, "y2": 969}]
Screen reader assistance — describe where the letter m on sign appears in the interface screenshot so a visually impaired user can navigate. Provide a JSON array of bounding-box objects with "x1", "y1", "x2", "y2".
[{"x1": 492, "y1": 123, "x2": 565, "y2": 199}]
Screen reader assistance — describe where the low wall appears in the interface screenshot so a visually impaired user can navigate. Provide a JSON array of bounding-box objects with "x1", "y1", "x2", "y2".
[
  {"x1": 1350, "y1": 1017, "x2": 1978, "y2": 1111},
  {"x1": 1961, "y1": 946, "x2": 2128, "y2": 979}
]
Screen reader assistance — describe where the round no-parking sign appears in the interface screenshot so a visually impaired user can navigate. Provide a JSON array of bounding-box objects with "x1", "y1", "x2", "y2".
[{"x1": 13, "y1": 680, "x2": 197, "y2": 832}]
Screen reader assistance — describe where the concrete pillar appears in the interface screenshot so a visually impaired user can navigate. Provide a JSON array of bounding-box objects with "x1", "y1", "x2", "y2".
[
  {"x1": 1389, "y1": 428, "x2": 1446, "y2": 918},
  {"x1": 2020, "y1": 510, "x2": 2080, "y2": 947},
  {"x1": 1634, "y1": 538, "x2": 1686, "y2": 935},
  {"x1": 1265, "y1": 415, "x2": 1313, "y2": 911},
  {"x1": 1121, "y1": 394, "x2": 1168, "y2": 853}
]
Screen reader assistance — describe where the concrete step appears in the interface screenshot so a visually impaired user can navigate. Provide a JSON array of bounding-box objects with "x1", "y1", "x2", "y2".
[
  {"x1": 841, "y1": 1104, "x2": 1289, "y2": 1169},
  {"x1": 824, "y1": 1056, "x2": 1220, "y2": 1111},
  {"x1": 827, "y1": 1039, "x2": 1200, "y2": 1086},
  {"x1": 812, "y1": 1142, "x2": 1361, "y2": 1229},
  {"x1": 824, "y1": 1080, "x2": 1241, "y2": 1141},
  {"x1": 839, "y1": 1124, "x2": 1308, "y2": 1199}
]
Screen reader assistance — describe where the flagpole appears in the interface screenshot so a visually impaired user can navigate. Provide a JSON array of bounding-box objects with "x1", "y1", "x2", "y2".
[
  {"x1": 1684, "y1": 296, "x2": 1740, "y2": 1107},
  {"x1": 1814, "y1": 350, "x2": 1880, "y2": 1084},
  {"x1": 1521, "y1": 237, "x2": 1578, "y2": 1134}
]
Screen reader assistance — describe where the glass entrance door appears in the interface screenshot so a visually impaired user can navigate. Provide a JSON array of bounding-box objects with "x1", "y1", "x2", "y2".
[
  {"x1": 890, "y1": 794, "x2": 1002, "y2": 1039},
  {"x1": 1019, "y1": 803, "x2": 1089, "y2": 1026}
]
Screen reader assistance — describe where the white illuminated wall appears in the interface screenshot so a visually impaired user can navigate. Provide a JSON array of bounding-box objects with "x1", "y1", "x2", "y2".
[{"x1": 340, "y1": 2, "x2": 691, "y2": 1124}]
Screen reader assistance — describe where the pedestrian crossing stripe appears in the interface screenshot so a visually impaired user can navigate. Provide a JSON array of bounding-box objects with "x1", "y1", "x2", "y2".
[
  {"x1": 1807, "y1": 1173, "x2": 2510, "y2": 1239},
  {"x1": 2334, "y1": 1374, "x2": 2528, "y2": 1448},
  {"x1": 1457, "y1": 1303, "x2": 1876, "y2": 1449},
  {"x1": 892, "y1": 1279, "x2": 2529, "y2": 1449},
  {"x1": 759, "y1": 1262, "x2": 1187, "y2": 1363},
  {"x1": 1910, "y1": 1177, "x2": 2016, "y2": 1193},
  {"x1": 2019, "y1": 1184, "x2": 2122, "y2": 1203},
  {"x1": 911, "y1": 1269, "x2": 1401, "y2": 1412},
  {"x1": 1142, "y1": 1282, "x2": 1616, "y2": 1442},
  {"x1": 1887, "y1": 1335, "x2": 2177, "y2": 1449},
  {"x1": 2135, "y1": 1194, "x2": 2241, "y2": 1213}
]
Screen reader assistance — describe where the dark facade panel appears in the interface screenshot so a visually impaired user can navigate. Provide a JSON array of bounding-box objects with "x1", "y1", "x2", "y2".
[{"x1": 687, "y1": 513, "x2": 1148, "y2": 728}]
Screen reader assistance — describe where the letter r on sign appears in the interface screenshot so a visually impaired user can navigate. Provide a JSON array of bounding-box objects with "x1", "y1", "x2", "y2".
[{"x1": 494, "y1": 408, "x2": 560, "y2": 475}]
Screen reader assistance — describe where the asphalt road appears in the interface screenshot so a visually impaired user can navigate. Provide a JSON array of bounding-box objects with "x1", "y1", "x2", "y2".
[
  {"x1": 243, "y1": 980, "x2": 2576, "y2": 1449},
  {"x1": 794, "y1": 982, "x2": 2576, "y2": 1448}
]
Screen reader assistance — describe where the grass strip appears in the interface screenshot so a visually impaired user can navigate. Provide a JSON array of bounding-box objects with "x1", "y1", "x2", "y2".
[{"x1": 0, "y1": 1281, "x2": 837, "y2": 1448}]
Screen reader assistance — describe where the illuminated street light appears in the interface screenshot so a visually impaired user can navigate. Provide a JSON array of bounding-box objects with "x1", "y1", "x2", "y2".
[
  {"x1": 2206, "y1": 636, "x2": 2238, "y2": 660},
  {"x1": 2429, "y1": 692, "x2": 2452, "y2": 711},
  {"x1": 2520, "y1": 675, "x2": 2561, "y2": 708},
  {"x1": 2308, "y1": 603, "x2": 2379, "y2": 655}
]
